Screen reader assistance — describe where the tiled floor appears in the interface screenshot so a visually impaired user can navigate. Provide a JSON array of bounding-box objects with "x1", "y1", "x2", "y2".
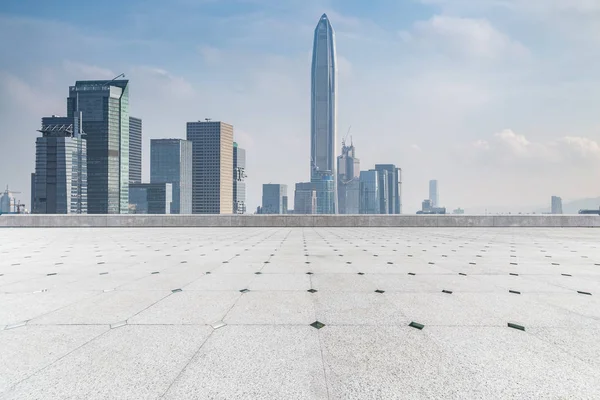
[{"x1": 1, "y1": 227, "x2": 600, "y2": 399}]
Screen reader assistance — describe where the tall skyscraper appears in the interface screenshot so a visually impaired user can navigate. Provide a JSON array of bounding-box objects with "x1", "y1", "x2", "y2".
[
  {"x1": 129, "y1": 117, "x2": 142, "y2": 184},
  {"x1": 311, "y1": 13, "x2": 338, "y2": 214},
  {"x1": 429, "y1": 179, "x2": 439, "y2": 208},
  {"x1": 337, "y1": 140, "x2": 360, "y2": 214},
  {"x1": 67, "y1": 79, "x2": 130, "y2": 214},
  {"x1": 262, "y1": 184, "x2": 288, "y2": 214},
  {"x1": 150, "y1": 139, "x2": 192, "y2": 214},
  {"x1": 33, "y1": 115, "x2": 87, "y2": 214},
  {"x1": 233, "y1": 143, "x2": 247, "y2": 214},
  {"x1": 186, "y1": 121, "x2": 233, "y2": 214},
  {"x1": 375, "y1": 164, "x2": 402, "y2": 214},
  {"x1": 551, "y1": 196, "x2": 563, "y2": 214}
]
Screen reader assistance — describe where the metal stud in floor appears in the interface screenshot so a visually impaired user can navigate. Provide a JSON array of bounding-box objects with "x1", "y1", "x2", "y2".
[
  {"x1": 508, "y1": 322, "x2": 525, "y2": 331},
  {"x1": 310, "y1": 321, "x2": 325, "y2": 329},
  {"x1": 409, "y1": 321, "x2": 424, "y2": 330}
]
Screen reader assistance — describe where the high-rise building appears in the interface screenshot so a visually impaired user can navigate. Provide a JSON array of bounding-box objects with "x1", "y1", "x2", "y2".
[
  {"x1": 150, "y1": 139, "x2": 192, "y2": 214},
  {"x1": 337, "y1": 140, "x2": 360, "y2": 214},
  {"x1": 262, "y1": 184, "x2": 288, "y2": 214},
  {"x1": 129, "y1": 183, "x2": 172, "y2": 214},
  {"x1": 359, "y1": 170, "x2": 382, "y2": 214},
  {"x1": 311, "y1": 14, "x2": 338, "y2": 214},
  {"x1": 429, "y1": 179, "x2": 439, "y2": 208},
  {"x1": 233, "y1": 143, "x2": 247, "y2": 214},
  {"x1": 418, "y1": 198, "x2": 446, "y2": 214},
  {"x1": 0, "y1": 186, "x2": 18, "y2": 214},
  {"x1": 67, "y1": 79, "x2": 130, "y2": 214},
  {"x1": 375, "y1": 164, "x2": 402, "y2": 214},
  {"x1": 33, "y1": 115, "x2": 87, "y2": 214},
  {"x1": 129, "y1": 117, "x2": 142, "y2": 184},
  {"x1": 551, "y1": 196, "x2": 563, "y2": 214},
  {"x1": 294, "y1": 182, "x2": 317, "y2": 214},
  {"x1": 186, "y1": 121, "x2": 233, "y2": 214}
]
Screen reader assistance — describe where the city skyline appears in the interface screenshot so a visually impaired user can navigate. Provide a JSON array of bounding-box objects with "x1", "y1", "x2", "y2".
[{"x1": 1, "y1": 1, "x2": 600, "y2": 213}]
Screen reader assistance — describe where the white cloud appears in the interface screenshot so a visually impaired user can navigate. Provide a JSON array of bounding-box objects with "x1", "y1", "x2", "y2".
[
  {"x1": 62, "y1": 61, "x2": 115, "y2": 80},
  {"x1": 130, "y1": 66, "x2": 195, "y2": 98},
  {"x1": 401, "y1": 15, "x2": 528, "y2": 60},
  {"x1": 469, "y1": 129, "x2": 600, "y2": 165},
  {"x1": 198, "y1": 45, "x2": 222, "y2": 65},
  {"x1": 419, "y1": 0, "x2": 600, "y2": 13}
]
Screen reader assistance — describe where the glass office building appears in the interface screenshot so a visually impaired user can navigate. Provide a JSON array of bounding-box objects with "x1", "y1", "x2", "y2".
[
  {"x1": 150, "y1": 139, "x2": 192, "y2": 214},
  {"x1": 33, "y1": 116, "x2": 87, "y2": 214},
  {"x1": 311, "y1": 14, "x2": 338, "y2": 214},
  {"x1": 129, "y1": 183, "x2": 172, "y2": 214},
  {"x1": 294, "y1": 182, "x2": 317, "y2": 214},
  {"x1": 129, "y1": 117, "x2": 142, "y2": 184},
  {"x1": 67, "y1": 80, "x2": 129, "y2": 214},
  {"x1": 359, "y1": 170, "x2": 382, "y2": 214},
  {"x1": 186, "y1": 121, "x2": 234, "y2": 214},
  {"x1": 261, "y1": 184, "x2": 287, "y2": 214},
  {"x1": 375, "y1": 164, "x2": 402, "y2": 214},
  {"x1": 233, "y1": 143, "x2": 247, "y2": 214},
  {"x1": 337, "y1": 141, "x2": 360, "y2": 214}
]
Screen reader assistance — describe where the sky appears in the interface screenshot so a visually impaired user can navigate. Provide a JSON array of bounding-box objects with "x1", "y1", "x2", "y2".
[{"x1": 1, "y1": 0, "x2": 600, "y2": 213}]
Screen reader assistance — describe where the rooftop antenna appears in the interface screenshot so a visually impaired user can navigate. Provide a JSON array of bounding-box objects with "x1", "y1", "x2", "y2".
[
  {"x1": 108, "y1": 73, "x2": 126, "y2": 82},
  {"x1": 205, "y1": 118, "x2": 212, "y2": 122}
]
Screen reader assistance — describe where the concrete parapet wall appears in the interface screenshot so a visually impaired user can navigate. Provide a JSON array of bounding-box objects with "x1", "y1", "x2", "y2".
[{"x1": 1, "y1": 214, "x2": 599, "y2": 227}]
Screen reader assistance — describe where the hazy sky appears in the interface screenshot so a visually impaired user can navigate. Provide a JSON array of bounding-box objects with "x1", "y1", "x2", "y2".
[{"x1": 1, "y1": 0, "x2": 600, "y2": 213}]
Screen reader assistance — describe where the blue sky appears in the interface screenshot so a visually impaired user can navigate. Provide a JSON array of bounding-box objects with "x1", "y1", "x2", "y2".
[{"x1": 1, "y1": 0, "x2": 600, "y2": 212}]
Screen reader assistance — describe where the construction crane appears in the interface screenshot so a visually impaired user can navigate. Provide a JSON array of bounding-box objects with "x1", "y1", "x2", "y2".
[{"x1": 342, "y1": 126, "x2": 351, "y2": 147}]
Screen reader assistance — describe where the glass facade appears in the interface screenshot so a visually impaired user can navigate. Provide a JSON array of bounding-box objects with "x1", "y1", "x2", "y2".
[
  {"x1": 429, "y1": 179, "x2": 438, "y2": 208},
  {"x1": 129, "y1": 117, "x2": 142, "y2": 184},
  {"x1": 337, "y1": 142, "x2": 360, "y2": 214},
  {"x1": 186, "y1": 121, "x2": 233, "y2": 214},
  {"x1": 150, "y1": 139, "x2": 192, "y2": 214},
  {"x1": 359, "y1": 170, "x2": 380, "y2": 214},
  {"x1": 33, "y1": 116, "x2": 87, "y2": 214},
  {"x1": 294, "y1": 182, "x2": 317, "y2": 214},
  {"x1": 311, "y1": 14, "x2": 338, "y2": 214},
  {"x1": 129, "y1": 183, "x2": 172, "y2": 214},
  {"x1": 375, "y1": 164, "x2": 401, "y2": 214},
  {"x1": 261, "y1": 184, "x2": 287, "y2": 214},
  {"x1": 233, "y1": 143, "x2": 247, "y2": 214},
  {"x1": 67, "y1": 80, "x2": 129, "y2": 214}
]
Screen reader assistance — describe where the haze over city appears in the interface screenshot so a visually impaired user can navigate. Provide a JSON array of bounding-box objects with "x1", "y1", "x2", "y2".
[{"x1": 1, "y1": 0, "x2": 600, "y2": 213}]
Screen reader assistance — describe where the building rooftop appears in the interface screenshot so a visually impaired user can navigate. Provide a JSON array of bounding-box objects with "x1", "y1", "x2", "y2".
[{"x1": 1, "y1": 227, "x2": 600, "y2": 398}]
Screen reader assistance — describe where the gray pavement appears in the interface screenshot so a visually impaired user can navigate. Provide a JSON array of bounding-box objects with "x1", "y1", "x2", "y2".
[{"x1": 1, "y1": 227, "x2": 600, "y2": 399}]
